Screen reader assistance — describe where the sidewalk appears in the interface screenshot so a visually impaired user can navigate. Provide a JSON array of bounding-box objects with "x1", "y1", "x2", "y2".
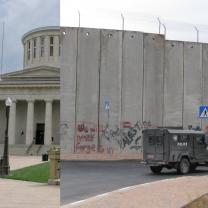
[
  {"x1": 0, "y1": 155, "x2": 60, "y2": 208},
  {"x1": 10, "y1": 155, "x2": 44, "y2": 170},
  {"x1": 62, "y1": 175, "x2": 208, "y2": 208},
  {"x1": 0, "y1": 178, "x2": 59, "y2": 208}
]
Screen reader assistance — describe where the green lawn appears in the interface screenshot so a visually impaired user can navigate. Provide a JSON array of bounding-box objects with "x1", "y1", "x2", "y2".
[{"x1": 1, "y1": 162, "x2": 49, "y2": 183}]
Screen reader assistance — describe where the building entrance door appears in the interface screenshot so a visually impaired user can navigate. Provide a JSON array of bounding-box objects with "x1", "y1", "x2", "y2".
[{"x1": 35, "y1": 123, "x2": 45, "y2": 144}]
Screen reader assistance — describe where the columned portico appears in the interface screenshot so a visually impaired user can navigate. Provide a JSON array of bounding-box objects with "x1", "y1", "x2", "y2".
[
  {"x1": 8, "y1": 100, "x2": 16, "y2": 145},
  {"x1": 26, "y1": 100, "x2": 34, "y2": 145},
  {"x1": 44, "y1": 99, "x2": 53, "y2": 145},
  {"x1": 0, "y1": 26, "x2": 60, "y2": 155}
]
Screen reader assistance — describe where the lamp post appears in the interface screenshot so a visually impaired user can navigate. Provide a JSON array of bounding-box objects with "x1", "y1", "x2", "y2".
[{"x1": 0, "y1": 97, "x2": 12, "y2": 176}]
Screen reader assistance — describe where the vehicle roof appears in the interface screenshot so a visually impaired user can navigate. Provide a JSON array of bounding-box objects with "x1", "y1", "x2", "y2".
[
  {"x1": 143, "y1": 128, "x2": 205, "y2": 135},
  {"x1": 167, "y1": 129, "x2": 204, "y2": 135}
]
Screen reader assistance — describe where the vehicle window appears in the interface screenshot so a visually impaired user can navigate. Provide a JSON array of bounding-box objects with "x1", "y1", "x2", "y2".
[
  {"x1": 178, "y1": 135, "x2": 189, "y2": 142},
  {"x1": 148, "y1": 137, "x2": 155, "y2": 145},
  {"x1": 156, "y1": 136, "x2": 162, "y2": 145},
  {"x1": 172, "y1": 135, "x2": 178, "y2": 142},
  {"x1": 196, "y1": 135, "x2": 205, "y2": 145}
]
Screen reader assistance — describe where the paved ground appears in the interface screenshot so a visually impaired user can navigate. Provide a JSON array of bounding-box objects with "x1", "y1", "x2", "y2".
[
  {"x1": 10, "y1": 155, "x2": 44, "y2": 170},
  {"x1": 0, "y1": 179, "x2": 59, "y2": 208},
  {"x1": 60, "y1": 161, "x2": 208, "y2": 206},
  {"x1": 61, "y1": 175, "x2": 208, "y2": 208},
  {"x1": 0, "y1": 155, "x2": 60, "y2": 208}
]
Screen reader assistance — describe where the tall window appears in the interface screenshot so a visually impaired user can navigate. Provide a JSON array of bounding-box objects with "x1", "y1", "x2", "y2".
[
  {"x1": 27, "y1": 41, "x2": 31, "y2": 60},
  {"x1": 33, "y1": 38, "x2": 37, "y2": 58},
  {"x1": 40, "y1": 36, "x2": 45, "y2": 57},
  {"x1": 59, "y1": 36, "x2": 61, "y2": 56},
  {"x1": 50, "y1": 36, "x2": 54, "y2": 56}
]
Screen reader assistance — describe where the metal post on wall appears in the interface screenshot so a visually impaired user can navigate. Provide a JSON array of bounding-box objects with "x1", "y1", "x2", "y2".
[
  {"x1": 78, "y1": 10, "x2": 80, "y2": 27},
  {"x1": 162, "y1": 23, "x2": 166, "y2": 38},
  {"x1": 121, "y1": 13, "x2": 124, "y2": 31},
  {"x1": 157, "y1": 17, "x2": 161, "y2": 34},
  {"x1": 194, "y1": 26, "x2": 199, "y2": 43}
]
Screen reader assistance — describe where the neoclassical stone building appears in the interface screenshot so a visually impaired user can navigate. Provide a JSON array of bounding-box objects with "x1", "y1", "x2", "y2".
[{"x1": 0, "y1": 26, "x2": 60, "y2": 154}]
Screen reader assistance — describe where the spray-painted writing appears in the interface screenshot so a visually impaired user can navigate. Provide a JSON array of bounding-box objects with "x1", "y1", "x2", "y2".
[
  {"x1": 76, "y1": 122, "x2": 97, "y2": 153},
  {"x1": 101, "y1": 121, "x2": 156, "y2": 151}
]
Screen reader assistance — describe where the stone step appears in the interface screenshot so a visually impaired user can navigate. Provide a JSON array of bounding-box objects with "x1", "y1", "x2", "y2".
[{"x1": 0, "y1": 144, "x2": 59, "y2": 156}]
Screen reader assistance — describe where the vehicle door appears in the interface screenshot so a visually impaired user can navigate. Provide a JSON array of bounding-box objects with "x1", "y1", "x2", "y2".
[
  {"x1": 146, "y1": 134, "x2": 164, "y2": 161},
  {"x1": 194, "y1": 134, "x2": 208, "y2": 160}
]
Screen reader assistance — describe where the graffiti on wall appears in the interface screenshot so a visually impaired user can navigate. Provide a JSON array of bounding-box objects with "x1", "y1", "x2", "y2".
[
  {"x1": 101, "y1": 121, "x2": 156, "y2": 151},
  {"x1": 74, "y1": 120, "x2": 156, "y2": 153},
  {"x1": 76, "y1": 122, "x2": 97, "y2": 154},
  {"x1": 60, "y1": 121, "x2": 70, "y2": 136}
]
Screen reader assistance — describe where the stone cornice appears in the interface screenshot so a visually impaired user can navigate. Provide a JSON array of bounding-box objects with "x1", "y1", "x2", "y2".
[
  {"x1": 2, "y1": 66, "x2": 60, "y2": 79},
  {"x1": 22, "y1": 26, "x2": 60, "y2": 43}
]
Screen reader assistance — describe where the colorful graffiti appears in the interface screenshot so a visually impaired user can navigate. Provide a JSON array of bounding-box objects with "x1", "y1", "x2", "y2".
[{"x1": 74, "y1": 120, "x2": 156, "y2": 153}]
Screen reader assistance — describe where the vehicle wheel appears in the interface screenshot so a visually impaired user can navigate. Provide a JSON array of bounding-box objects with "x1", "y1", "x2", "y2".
[
  {"x1": 177, "y1": 158, "x2": 190, "y2": 174},
  {"x1": 150, "y1": 166, "x2": 163, "y2": 174}
]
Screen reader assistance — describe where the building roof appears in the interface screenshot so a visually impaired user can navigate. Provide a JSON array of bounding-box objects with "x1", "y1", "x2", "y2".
[
  {"x1": 22, "y1": 26, "x2": 60, "y2": 42},
  {"x1": 0, "y1": 66, "x2": 60, "y2": 87},
  {"x1": 167, "y1": 129, "x2": 204, "y2": 135}
]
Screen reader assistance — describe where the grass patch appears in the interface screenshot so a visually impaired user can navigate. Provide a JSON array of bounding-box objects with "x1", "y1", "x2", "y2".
[{"x1": 1, "y1": 162, "x2": 49, "y2": 183}]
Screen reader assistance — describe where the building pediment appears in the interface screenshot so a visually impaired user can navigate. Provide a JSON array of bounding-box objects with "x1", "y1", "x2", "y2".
[{"x1": 1, "y1": 66, "x2": 60, "y2": 80}]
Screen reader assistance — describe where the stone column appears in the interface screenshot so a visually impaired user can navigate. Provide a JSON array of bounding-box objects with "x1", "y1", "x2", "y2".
[
  {"x1": 23, "y1": 43, "x2": 27, "y2": 68},
  {"x1": 8, "y1": 100, "x2": 16, "y2": 145},
  {"x1": 44, "y1": 100, "x2": 53, "y2": 145},
  {"x1": 45, "y1": 36, "x2": 50, "y2": 62},
  {"x1": 26, "y1": 100, "x2": 34, "y2": 145},
  {"x1": 54, "y1": 35, "x2": 59, "y2": 60},
  {"x1": 36, "y1": 36, "x2": 41, "y2": 62}
]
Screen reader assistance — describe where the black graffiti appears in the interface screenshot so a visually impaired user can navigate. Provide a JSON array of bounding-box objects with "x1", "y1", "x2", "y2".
[
  {"x1": 102, "y1": 121, "x2": 155, "y2": 151},
  {"x1": 118, "y1": 122, "x2": 142, "y2": 149}
]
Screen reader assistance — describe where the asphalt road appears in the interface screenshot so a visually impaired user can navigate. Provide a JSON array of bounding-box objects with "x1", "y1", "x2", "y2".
[{"x1": 60, "y1": 161, "x2": 208, "y2": 205}]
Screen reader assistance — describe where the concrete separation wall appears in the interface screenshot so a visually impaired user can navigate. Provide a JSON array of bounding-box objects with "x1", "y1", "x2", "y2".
[
  {"x1": 164, "y1": 41, "x2": 183, "y2": 127},
  {"x1": 61, "y1": 27, "x2": 208, "y2": 156},
  {"x1": 76, "y1": 28, "x2": 100, "y2": 154},
  {"x1": 202, "y1": 44, "x2": 208, "y2": 129},
  {"x1": 143, "y1": 33, "x2": 164, "y2": 126},
  {"x1": 121, "y1": 31, "x2": 143, "y2": 124},
  {"x1": 60, "y1": 27, "x2": 77, "y2": 153},
  {"x1": 183, "y1": 42, "x2": 202, "y2": 128},
  {"x1": 99, "y1": 30, "x2": 122, "y2": 153}
]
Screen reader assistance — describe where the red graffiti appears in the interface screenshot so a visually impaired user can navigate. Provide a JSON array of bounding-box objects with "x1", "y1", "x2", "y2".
[
  {"x1": 77, "y1": 134, "x2": 95, "y2": 144},
  {"x1": 122, "y1": 121, "x2": 132, "y2": 128},
  {"x1": 76, "y1": 144, "x2": 96, "y2": 154},
  {"x1": 98, "y1": 146, "x2": 114, "y2": 154},
  {"x1": 76, "y1": 122, "x2": 98, "y2": 153}
]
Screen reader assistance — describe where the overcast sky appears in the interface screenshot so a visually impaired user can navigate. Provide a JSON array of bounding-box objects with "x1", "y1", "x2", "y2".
[
  {"x1": 1, "y1": 0, "x2": 208, "y2": 73},
  {"x1": 0, "y1": 0, "x2": 59, "y2": 73},
  {"x1": 61, "y1": 0, "x2": 208, "y2": 43}
]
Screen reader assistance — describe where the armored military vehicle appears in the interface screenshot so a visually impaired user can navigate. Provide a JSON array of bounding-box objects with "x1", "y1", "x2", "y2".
[{"x1": 143, "y1": 128, "x2": 208, "y2": 174}]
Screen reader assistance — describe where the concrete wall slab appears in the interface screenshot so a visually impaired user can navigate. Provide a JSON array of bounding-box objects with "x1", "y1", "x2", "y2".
[
  {"x1": 75, "y1": 28, "x2": 100, "y2": 153},
  {"x1": 60, "y1": 27, "x2": 77, "y2": 153},
  {"x1": 183, "y1": 42, "x2": 202, "y2": 128},
  {"x1": 122, "y1": 31, "x2": 143, "y2": 125},
  {"x1": 143, "y1": 34, "x2": 164, "y2": 126},
  {"x1": 164, "y1": 41, "x2": 183, "y2": 127}
]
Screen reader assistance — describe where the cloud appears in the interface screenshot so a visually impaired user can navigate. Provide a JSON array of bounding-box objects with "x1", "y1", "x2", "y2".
[{"x1": 0, "y1": 0, "x2": 59, "y2": 73}]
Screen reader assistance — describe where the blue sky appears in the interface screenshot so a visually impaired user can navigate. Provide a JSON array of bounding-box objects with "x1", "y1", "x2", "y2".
[{"x1": 0, "y1": 0, "x2": 59, "y2": 73}]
